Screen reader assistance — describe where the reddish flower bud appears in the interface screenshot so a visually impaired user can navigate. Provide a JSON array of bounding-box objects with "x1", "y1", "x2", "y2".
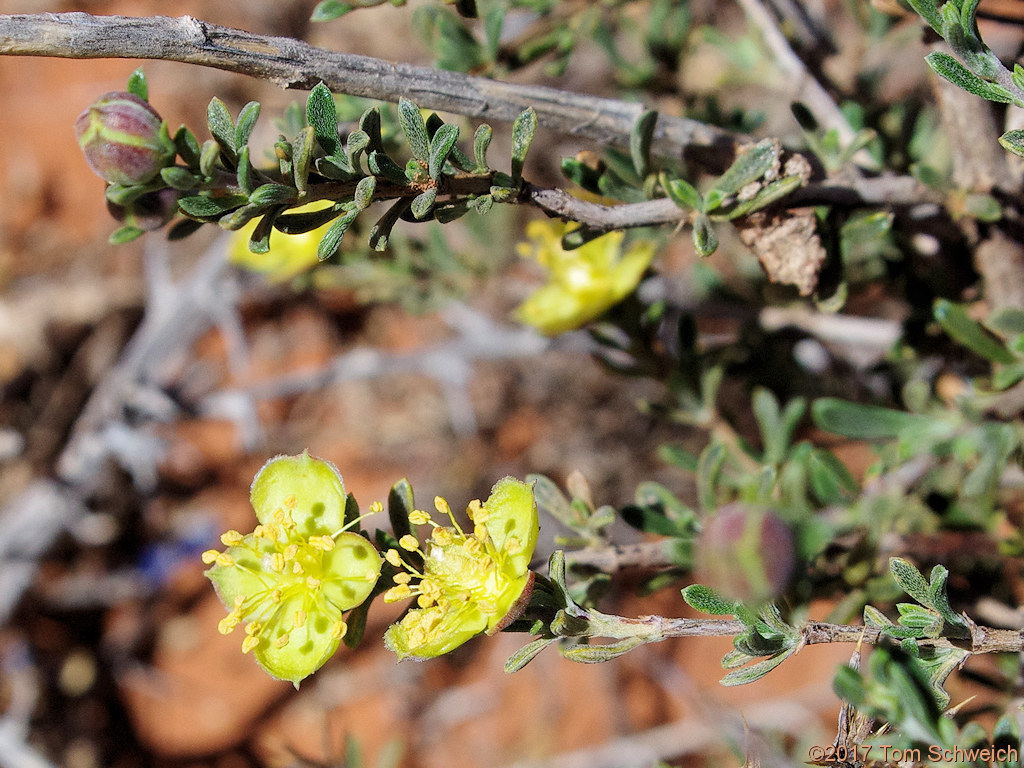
[
  {"x1": 696, "y1": 504, "x2": 795, "y2": 605},
  {"x1": 74, "y1": 92, "x2": 174, "y2": 185},
  {"x1": 106, "y1": 188, "x2": 180, "y2": 231}
]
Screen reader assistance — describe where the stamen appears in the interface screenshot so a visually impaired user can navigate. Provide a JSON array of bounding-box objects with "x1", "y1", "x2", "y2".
[
  {"x1": 241, "y1": 635, "x2": 259, "y2": 654},
  {"x1": 409, "y1": 509, "x2": 432, "y2": 525},
  {"x1": 220, "y1": 530, "x2": 244, "y2": 546},
  {"x1": 309, "y1": 535, "x2": 335, "y2": 551},
  {"x1": 399, "y1": 534, "x2": 420, "y2": 552},
  {"x1": 435, "y1": 496, "x2": 464, "y2": 534},
  {"x1": 432, "y1": 527, "x2": 454, "y2": 546},
  {"x1": 215, "y1": 552, "x2": 235, "y2": 568},
  {"x1": 201, "y1": 549, "x2": 220, "y2": 565},
  {"x1": 384, "y1": 584, "x2": 413, "y2": 603}
]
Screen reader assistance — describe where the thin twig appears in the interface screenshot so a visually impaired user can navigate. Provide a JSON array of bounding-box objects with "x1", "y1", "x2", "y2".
[
  {"x1": 0, "y1": 12, "x2": 737, "y2": 161},
  {"x1": 0, "y1": 12, "x2": 945, "y2": 236},
  {"x1": 735, "y1": 0, "x2": 863, "y2": 160}
]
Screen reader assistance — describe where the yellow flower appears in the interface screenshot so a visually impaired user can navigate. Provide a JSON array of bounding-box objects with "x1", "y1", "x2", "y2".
[
  {"x1": 227, "y1": 202, "x2": 335, "y2": 282},
  {"x1": 204, "y1": 453, "x2": 382, "y2": 685},
  {"x1": 383, "y1": 478, "x2": 538, "y2": 660},
  {"x1": 514, "y1": 220, "x2": 656, "y2": 335}
]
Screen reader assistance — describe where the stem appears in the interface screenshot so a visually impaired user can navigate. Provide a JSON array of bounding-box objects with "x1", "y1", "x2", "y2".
[
  {"x1": 590, "y1": 613, "x2": 1024, "y2": 654},
  {"x1": 0, "y1": 12, "x2": 736, "y2": 162}
]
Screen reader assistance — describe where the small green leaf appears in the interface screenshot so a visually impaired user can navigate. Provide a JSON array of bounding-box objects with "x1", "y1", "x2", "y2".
[
  {"x1": 711, "y1": 139, "x2": 778, "y2": 197},
  {"x1": 561, "y1": 157, "x2": 603, "y2": 194},
  {"x1": 692, "y1": 213, "x2": 718, "y2": 257},
  {"x1": 292, "y1": 126, "x2": 316, "y2": 195},
  {"x1": 248, "y1": 207, "x2": 281, "y2": 254},
  {"x1": 345, "y1": 129, "x2": 370, "y2": 169},
  {"x1": 160, "y1": 166, "x2": 198, "y2": 191},
  {"x1": 207, "y1": 97, "x2": 236, "y2": 157},
  {"x1": 724, "y1": 175, "x2": 803, "y2": 219},
  {"x1": 664, "y1": 176, "x2": 701, "y2": 210},
  {"x1": 249, "y1": 183, "x2": 296, "y2": 207},
  {"x1": 808, "y1": 448, "x2": 857, "y2": 504},
  {"x1": 927, "y1": 567, "x2": 970, "y2": 635},
  {"x1": 560, "y1": 637, "x2": 645, "y2": 664},
  {"x1": 702, "y1": 188, "x2": 727, "y2": 213},
  {"x1": 275, "y1": 204, "x2": 342, "y2": 234},
  {"x1": 890, "y1": 557, "x2": 933, "y2": 607},
  {"x1": 234, "y1": 101, "x2": 261, "y2": 151},
  {"x1": 311, "y1": 0, "x2": 353, "y2": 21},
  {"x1": 177, "y1": 193, "x2": 248, "y2": 219},
  {"x1": 173, "y1": 125, "x2": 201, "y2": 170},
  {"x1": 398, "y1": 98, "x2": 431, "y2": 163},
  {"x1": 473, "y1": 123, "x2": 493, "y2": 171},
  {"x1": 428, "y1": 123, "x2": 460, "y2": 180},
  {"x1": 720, "y1": 649, "x2": 792, "y2": 686},
  {"x1": 359, "y1": 106, "x2": 384, "y2": 153},
  {"x1": 368, "y1": 199, "x2": 411, "y2": 251},
  {"x1": 199, "y1": 139, "x2": 221, "y2": 178},
  {"x1": 410, "y1": 187, "x2": 437, "y2": 219},
  {"x1": 110, "y1": 225, "x2": 144, "y2": 244},
  {"x1": 236, "y1": 147, "x2": 255, "y2": 196},
  {"x1": 863, "y1": 604, "x2": 894, "y2": 627},
  {"x1": 511, "y1": 107, "x2": 537, "y2": 182},
  {"x1": 999, "y1": 129, "x2": 1024, "y2": 158},
  {"x1": 315, "y1": 155, "x2": 355, "y2": 180},
  {"x1": 629, "y1": 109, "x2": 658, "y2": 179},
  {"x1": 306, "y1": 83, "x2": 341, "y2": 158},
  {"x1": 126, "y1": 68, "x2": 148, "y2": 101},
  {"x1": 219, "y1": 203, "x2": 267, "y2": 231},
  {"x1": 896, "y1": 603, "x2": 942, "y2": 635},
  {"x1": 468, "y1": 194, "x2": 493, "y2": 215},
  {"x1": 317, "y1": 207, "x2": 359, "y2": 261},
  {"x1": 905, "y1": 0, "x2": 942, "y2": 34},
  {"x1": 167, "y1": 219, "x2": 204, "y2": 241},
  {"x1": 934, "y1": 299, "x2": 1015, "y2": 363},
  {"x1": 353, "y1": 175, "x2": 376, "y2": 210},
  {"x1": 368, "y1": 151, "x2": 409, "y2": 185},
  {"x1": 811, "y1": 398, "x2": 924, "y2": 439},
  {"x1": 504, "y1": 637, "x2": 557, "y2": 673},
  {"x1": 681, "y1": 584, "x2": 737, "y2": 616},
  {"x1": 925, "y1": 52, "x2": 1015, "y2": 104},
  {"x1": 387, "y1": 478, "x2": 415, "y2": 552}
]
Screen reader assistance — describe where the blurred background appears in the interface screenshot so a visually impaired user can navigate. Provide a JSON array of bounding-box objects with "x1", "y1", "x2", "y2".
[{"x1": 0, "y1": 1, "x2": 922, "y2": 766}]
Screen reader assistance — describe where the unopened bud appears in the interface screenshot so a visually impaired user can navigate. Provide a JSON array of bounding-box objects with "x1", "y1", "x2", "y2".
[
  {"x1": 105, "y1": 187, "x2": 179, "y2": 231},
  {"x1": 74, "y1": 92, "x2": 174, "y2": 185},
  {"x1": 696, "y1": 504, "x2": 795, "y2": 606}
]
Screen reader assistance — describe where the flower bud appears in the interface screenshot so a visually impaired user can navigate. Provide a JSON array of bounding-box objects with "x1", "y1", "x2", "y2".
[
  {"x1": 106, "y1": 187, "x2": 180, "y2": 231},
  {"x1": 74, "y1": 92, "x2": 174, "y2": 185},
  {"x1": 696, "y1": 504, "x2": 795, "y2": 605}
]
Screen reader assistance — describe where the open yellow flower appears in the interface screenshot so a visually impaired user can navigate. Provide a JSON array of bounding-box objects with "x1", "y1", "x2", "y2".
[
  {"x1": 514, "y1": 220, "x2": 656, "y2": 335},
  {"x1": 227, "y1": 202, "x2": 335, "y2": 283},
  {"x1": 204, "y1": 453, "x2": 382, "y2": 685},
  {"x1": 383, "y1": 478, "x2": 538, "y2": 660}
]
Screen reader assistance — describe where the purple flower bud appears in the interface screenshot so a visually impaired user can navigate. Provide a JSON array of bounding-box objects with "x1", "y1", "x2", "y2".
[
  {"x1": 106, "y1": 187, "x2": 180, "y2": 231},
  {"x1": 74, "y1": 92, "x2": 174, "y2": 185},
  {"x1": 696, "y1": 504, "x2": 795, "y2": 605}
]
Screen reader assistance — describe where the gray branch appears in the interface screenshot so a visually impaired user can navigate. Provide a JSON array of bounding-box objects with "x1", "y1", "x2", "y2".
[
  {"x1": 0, "y1": 12, "x2": 946, "y2": 233},
  {"x1": 0, "y1": 12, "x2": 737, "y2": 160}
]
